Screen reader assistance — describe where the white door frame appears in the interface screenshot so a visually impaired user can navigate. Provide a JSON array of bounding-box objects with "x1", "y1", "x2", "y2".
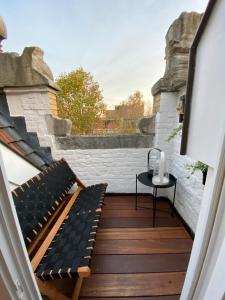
[
  {"x1": 0, "y1": 152, "x2": 41, "y2": 300},
  {"x1": 181, "y1": 133, "x2": 225, "y2": 299}
]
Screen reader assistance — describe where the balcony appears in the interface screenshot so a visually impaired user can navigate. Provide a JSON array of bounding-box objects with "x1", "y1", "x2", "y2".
[
  {"x1": 1, "y1": 1, "x2": 225, "y2": 298},
  {"x1": 79, "y1": 194, "x2": 192, "y2": 299}
]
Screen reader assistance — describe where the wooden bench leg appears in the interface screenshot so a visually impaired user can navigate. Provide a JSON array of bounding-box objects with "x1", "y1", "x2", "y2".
[
  {"x1": 72, "y1": 277, "x2": 83, "y2": 300},
  {"x1": 36, "y1": 265, "x2": 90, "y2": 300},
  {"x1": 36, "y1": 276, "x2": 70, "y2": 300},
  {"x1": 72, "y1": 266, "x2": 91, "y2": 300}
]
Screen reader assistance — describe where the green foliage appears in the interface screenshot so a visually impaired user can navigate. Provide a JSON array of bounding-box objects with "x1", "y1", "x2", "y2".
[
  {"x1": 115, "y1": 90, "x2": 145, "y2": 133},
  {"x1": 186, "y1": 161, "x2": 208, "y2": 178},
  {"x1": 120, "y1": 91, "x2": 145, "y2": 120},
  {"x1": 166, "y1": 124, "x2": 183, "y2": 142},
  {"x1": 56, "y1": 68, "x2": 106, "y2": 135}
]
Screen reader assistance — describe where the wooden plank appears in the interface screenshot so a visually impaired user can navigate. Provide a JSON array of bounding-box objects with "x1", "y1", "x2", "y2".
[
  {"x1": 31, "y1": 186, "x2": 83, "y2": 271},
  {"x1": 96, "y1": 227, "x2": 189, "y2": 239},
  {"x1": 104, "y1": 198, "x2": 170, "y2": 207},
  {"x1": 99, "y1": 217, "x2": 182, "y2": 228},
  {"x1": 79, "y1": 296, "x2": 180, "y2": 300},
  {"x1": 104, "y1": 203, "x2": 149, "y2": 210},
  {"x1": 104, "y1": 198, "x2": 148, "y2": 204},
  {"x1": 80, "y1": 272, "x2": 185, "y2": 297},
  {"x1": 93, "y1": 239, "x2": 192, "y2": 255},
  {"x1": 101, "y1": 209, "x2": 171, "y2": 218},
  {"x1": 104, "y1": 197, "x2": 147, "y2": 204},
  {"x1": 103, "y1": 202, "x2": 170, "y2": 210},
  {"x1": 91, "y1": 253, "x2": 190, "y2": 274},
  {"x1": 104, "y1": 196, "x2": 169, "y2": 204},
  {"x1": 98, "y1": 227, "x2": 184, "y2": 231}
]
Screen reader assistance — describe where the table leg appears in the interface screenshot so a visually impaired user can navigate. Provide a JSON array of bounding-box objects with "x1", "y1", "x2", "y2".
[
  {"x1": 135, "y1": 174, "x2": 138, "y2": 210},
  {"x1": 153, "y1": 187, "x2": 157, "y2": 227},
  {"x1": 171, "y1": 182, "x2": 177, "y2": 216}
]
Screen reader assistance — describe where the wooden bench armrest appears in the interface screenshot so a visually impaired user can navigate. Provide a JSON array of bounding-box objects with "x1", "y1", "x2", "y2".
[
  {"x1": 76, "y1": 177, "x2": 86, "y2": 188},
  {"x1": 78, "y1": 266, "x2": 91, "y2": 278}
]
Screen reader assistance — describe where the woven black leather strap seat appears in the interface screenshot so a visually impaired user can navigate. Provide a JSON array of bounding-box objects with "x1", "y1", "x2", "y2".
[
  {"x1": 35, "y1": 207, "x2": 100, "y2": 280},
  {"x1": 12, "y1": 159, "x2": 76, "y2": 246},
  {"x1": 35, "y1": 184, "x2": 107, "y2": 280},
  {"x1": 11, "y1": 157, "x2": 108, "y2": 300},
  {"x1": 73, "y1": 183, "x2": 107, "y2": 213}
]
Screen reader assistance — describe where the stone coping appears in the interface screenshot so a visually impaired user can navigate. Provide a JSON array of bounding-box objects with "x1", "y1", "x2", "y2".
[{"x1": 55, "y1": 134, "x2": 154, "y2": 150}]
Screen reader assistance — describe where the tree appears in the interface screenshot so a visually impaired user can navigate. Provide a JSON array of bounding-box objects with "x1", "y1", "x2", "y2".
[
  {"x1": 117, "y1": 91, "x2": 144, "y2": 119},
  {"x1": 144, "y1": 101, "x2": 153, "y2": 116},
  {"x1": 56, "y1": 68, "x2": 106, "y2": 135},
  {"x1": 114, "y1": 91, "x2": 145, "y2": 133}
]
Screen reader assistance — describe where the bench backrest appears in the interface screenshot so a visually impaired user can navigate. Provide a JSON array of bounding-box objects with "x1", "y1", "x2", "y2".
[{"x1": 12, "y1": 159, "x2": 76, "y2": 247}]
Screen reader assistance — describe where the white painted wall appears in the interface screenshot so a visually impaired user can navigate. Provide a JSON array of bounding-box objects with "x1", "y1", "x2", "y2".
[
  {"x1": 154, "y1": 92, "x2": 177, "y2": 160},
  {"x1": 4, "y1": 87, "x2": 53, "y2": 137},
  {"x1": 53, "y1": 148, "x2": 153, "y2": 193},
  {"x1": 202, "y1": 239, "x2": 225, "y2": 299},
  {"x1": 0, "y1": 153, "x2": 41, "y2": 300},
  {"x1": 181, "y1": 136, "x2": 225, "y2": 300},
  {"x1": 186, "y1": 0, "x2": 225, "y2": 168},
  {"x1": 0, "y1": 143, "x2": 39, "y2": 190},
  {"x1": 169, "y1": 139, "x2": 204, "y2": 231},
  {"x1": 197, "y1": 174, "x2": 225, "y2": 300},
  {"x1": 181, "y1": 1, "x2": 225, "y2": 299},
  {"x1": 155, "y1": 91, "x2": 204, "y2": 232}
]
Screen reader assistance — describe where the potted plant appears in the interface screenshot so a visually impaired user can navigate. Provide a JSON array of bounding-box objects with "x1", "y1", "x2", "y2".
[
  {"x1": 186, "y1": 161, "x2": 208, "y2": 185},
  {"x1": 166, "y1": 125, "x2": 208, "y2": 185}
]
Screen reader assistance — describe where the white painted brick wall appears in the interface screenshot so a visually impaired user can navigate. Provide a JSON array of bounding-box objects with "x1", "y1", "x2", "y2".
[
  {"x1": 5, "y1": 87, "x2": 53, "y2": 137},
  {"x1": 168, "y1": 135, "x2": 204, "y2": 231},
  {"x1": 53, "y1": 148, "x2": 153, "y2": 194},
  {"x1": 155, "y1": 92, "x2": 203, "y2": 232},
  {"x1": 154, "y1": 93, "x2": 177, "y2": 162}
]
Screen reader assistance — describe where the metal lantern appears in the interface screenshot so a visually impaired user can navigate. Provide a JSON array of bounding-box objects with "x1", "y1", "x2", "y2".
[
  {"x1": 147, "y1": 148, "x2": 169, "y2": 185},
  {"x1": 147, "y1": 148, "x2": 161, "y2": 175}
]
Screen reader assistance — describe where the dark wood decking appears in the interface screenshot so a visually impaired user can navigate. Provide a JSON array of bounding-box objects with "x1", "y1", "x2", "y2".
[{"x1": 80, "y1": 195, "x2": 193, "y2": 299}]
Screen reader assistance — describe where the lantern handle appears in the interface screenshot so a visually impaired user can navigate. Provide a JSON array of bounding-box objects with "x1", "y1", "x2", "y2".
[{"x1": 147, "y1": 148, "x2": 162, "y2": 174}]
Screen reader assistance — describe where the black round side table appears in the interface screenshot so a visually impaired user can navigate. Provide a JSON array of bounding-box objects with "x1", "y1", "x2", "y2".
[{"x1": 136, "y1": 172, "x2": 177, "y2": 227}]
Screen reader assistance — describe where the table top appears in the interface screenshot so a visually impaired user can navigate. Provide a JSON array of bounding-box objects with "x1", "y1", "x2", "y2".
[{"x1": 137, "y1": 171, "x2": 177, "y2": 188}]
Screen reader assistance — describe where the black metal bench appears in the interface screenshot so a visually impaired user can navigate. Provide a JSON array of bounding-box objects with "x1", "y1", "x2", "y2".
[{"x1": 12, "y1": 158, "x2": 107, "y2": 300}]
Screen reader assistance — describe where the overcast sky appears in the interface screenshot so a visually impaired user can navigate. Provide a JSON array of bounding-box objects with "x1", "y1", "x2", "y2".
[{"x1": 2, "y1": 0, "x2": 208, "y2": 108}]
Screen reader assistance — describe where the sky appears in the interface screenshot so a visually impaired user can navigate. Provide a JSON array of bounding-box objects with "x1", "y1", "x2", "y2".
[{"x1": 2, "y1": 0, "x2": 208, "y2": 108}]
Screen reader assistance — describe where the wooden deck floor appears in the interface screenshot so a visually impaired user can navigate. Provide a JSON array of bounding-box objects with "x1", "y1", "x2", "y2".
[{"x1": 79, "y1": 195, "x2": 193, "y2": 300}]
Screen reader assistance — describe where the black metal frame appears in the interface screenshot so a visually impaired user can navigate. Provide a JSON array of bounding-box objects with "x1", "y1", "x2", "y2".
[{"x1": 136, "y1": 172, "x2": 177, "y2": 227}]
